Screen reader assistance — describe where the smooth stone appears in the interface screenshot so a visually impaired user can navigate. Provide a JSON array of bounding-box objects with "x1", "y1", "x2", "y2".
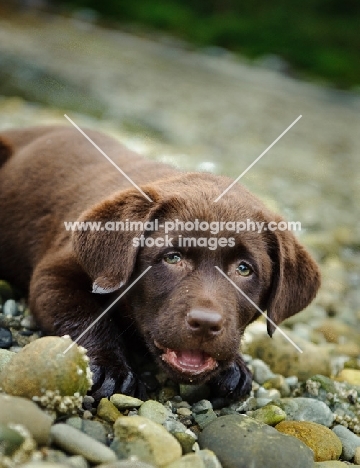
[
  {"x1": 97, "y1": 462, "x2": 156, "y2": 468},
  {"x1": 97, "y1": 398, "x2": 121, "y2": 423},
  {"x1": 276, "y1": 421, "x2": 342, "y2": 461},
  {"x1": 19, "y1": 464, "x2": 70, "y2": 467},
  {"x1": 163, "y1": 418, "x2": 188, "y2": 434},
  {"x1": 314, "y1": 462, "x2": 350, "y2": 467},
  {"x1": 355, "y1": 446, "x2": 360, "y2": 464},
  {"x1": 244, "y1": 331, "x2": 331, "y2": 379},
  {"x1": 165, "y1": 453, "x2": 205, "y2": 468},
  {"x1": 110, "y1": 393, "x2": 143, "y2": 409},
  {"x1": 251, "y1": 359, "x2": 276, "y2": 384},
  {"x1": 138, "y1": 400, "x2": 170, "y2": 424},
  {"x1": 193, "y1": 410, "x2": 217, "y2": 429},
  {"x1": 112, "y1": 415, "x2": 182, "y2": 467},
  {"x1": 0, "y1": 327, "x2": 13, "y2": 348},
  {"x1": 66, "y1": 416, "x2": 108, "y2": 444},
  {"x1": 3, "y1": 299, "x2": 19, "y2": 317},
  {"x1": 177, "y1": 408, "x2": 192, "y2": 417},
  {"x1": 192, "y1": 400, "x2": 213, "y2": 414},
  {"x1": 263, "y1": 375, "x2": 291, "y2": 397},
  {"x1": 198, "y1": 414, "x2": 314, "y2": 468},
  {"x1": 20, "y1": 314, "x2": 39, "y2": 330},
  {"x1": 198, "y1": 449, "x2": 222, "y2": 468},
  {"x1": 332, "y1": 424, "x2": 360, "y2": 461},
  {"x1": 275, "y1": 398, "x2": 334, "y2": 426},
  {"x1": 0, "y1": 424, "x2": 25, "y2": 456},
  {"x1": 336, "y1": 369, "x2": 360, "y2": 386},
  {"x1": 0, "y1": 394, "x2": 52, "y2": 445},
  {"x1": 50, "y1": 423, "x2": 116, "y2": 464},
  {"x1": 248, "y1": 405, "x2": 286, "y2": 425},
  {"x1": 172, "y1": 431, "x2": 197, "y2": 454},
  {"x1": 67, "y1": 455, "x2": 89, "y2": 468},
  {"x1": 0, "y1": 348, "x2": 14, "y2": 376}
]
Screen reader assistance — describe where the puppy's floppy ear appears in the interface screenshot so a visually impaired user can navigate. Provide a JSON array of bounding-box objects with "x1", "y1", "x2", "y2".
[
  {"x1": 72, "y1": 187, "x2": 160, "y2": 293},
  {"x1": 266, "y1": 228, "x2": 321, "y2": 336}
]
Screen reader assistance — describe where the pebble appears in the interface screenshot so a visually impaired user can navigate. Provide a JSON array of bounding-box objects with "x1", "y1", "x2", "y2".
[
  {"x1": 97, "y1": 398, "x2": 121, "y2": 423},
  {"x1": 177, "y1": 408, "x2": 192, "y2": 417},
  {"x1": 179, "y1": 384, "x2": 210, "y2": 403},
  {"x1": 50, "y1": 423, "x2": 117, "y2": 464},
  {"x1": 3, "y1": 299, "x2": 19, "y2": 316},
  {"x1": 0, "y1": 394, "x2": 52, "y2": 445},
  {"x1": 172, "y1": 431, "x2": 197, "y2": 453},
  {"x1": 0, "y1": 423, "x2": 25, "y2": 456},
  {"x1": 193, "y1": 410, "x2": 217, "y2": 429},
  {"x1": 276, "y1": 420, "x2": 342, "y2": 462},
  {"x1": 97, "y1": 462, "x2": 156, "y2": 468},
  {"x1": 111, "y1": 415, "x2": 182, "y2": 466},
  {"x1": 251, "y1": 359, "x2": 276, "y2": 384},
  {"x1": 0, "y1": 326, "x2": 13, "y2": 348},
  {"x1": 20, "y1": 314, "x2": 39, "y2": 330},
  {"x1": 248, "y1": 405, "x2": 286, "y2": 426},
  {"x1": 138, "y1": 399, "x2": 170, "y2": 424},
  {"x1": 263, "y1": 375, "x2": 291, "y2": 397},
  {"x1": 314, "y1": 462, "x2": 351, "y2": 467},
  {"x1": 163, "y1": 418, "x2": 188, "y2": 434},
  {"x1": 192, "y1": 400, "x2": 213, "y2": 414},
  {"x1": 0, "y1": 348, "x2": 14, "y2": 376},
  {"x1": 19, "y1": 464, "x2": 70, "y2": 467},
  {"x1": 66, "y1": 416, "x2": 108, "y2": 444},
  {"x1": 274, "y1": 397, "x2": 334, "y2": 427},
  {"x1": 165, "y1": 453, "x2": 205, "y2": 468},
  {"x1": 356, "y1": 446, "x2": 360, "y2": 464},
  {"x1": 332, "y1": 424, "x2": 360, "y2": 461},
  {"x1": 198, "y1": 449, "x2": 222, "y2": 468},
  {"x1": 110, "y1": 393, "x2": 144, "y2": 409},
  {"x1": 336, "y1": 369, "x2": 360, "y2": 386},
  {"x1": 198, "y1": 414, "x2": 314, "y2": 468}
]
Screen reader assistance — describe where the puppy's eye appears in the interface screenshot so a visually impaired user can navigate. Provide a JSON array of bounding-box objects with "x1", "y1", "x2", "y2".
[
  {"x1": 236, "y1": 262, "x2": 253, "y2": 277},
  {"x1": 163, "y1": 252, "x2": 182, "y2": 264}
]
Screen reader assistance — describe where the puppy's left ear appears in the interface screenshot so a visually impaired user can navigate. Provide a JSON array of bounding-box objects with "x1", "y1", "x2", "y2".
[{"x1": 266, "y1": 228, "x2": 321, "y2": 336}]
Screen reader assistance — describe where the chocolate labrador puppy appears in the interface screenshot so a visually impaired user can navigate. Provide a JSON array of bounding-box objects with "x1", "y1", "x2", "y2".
[{"x1": 0, "y1": 126, "x2": 320, "y2": 399}]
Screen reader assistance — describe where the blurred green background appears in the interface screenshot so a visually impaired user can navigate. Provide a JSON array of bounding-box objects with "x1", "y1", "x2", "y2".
[{"x1": 54, "y1": 0, "x2": 360, "y2": 89}]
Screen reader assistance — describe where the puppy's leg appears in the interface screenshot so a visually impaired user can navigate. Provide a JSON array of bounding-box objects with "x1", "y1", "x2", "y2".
[
  {"x1": 208, "y1": 353, "x2": 252, "y2": 400},
  {"x1": 29, "y1": 252, "x2": 146, "y2": 399}
]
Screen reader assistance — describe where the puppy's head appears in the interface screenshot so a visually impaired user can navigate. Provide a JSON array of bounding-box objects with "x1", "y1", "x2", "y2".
[{"x1": 73, "y1": 174, "x2": 320, "y2": 383}]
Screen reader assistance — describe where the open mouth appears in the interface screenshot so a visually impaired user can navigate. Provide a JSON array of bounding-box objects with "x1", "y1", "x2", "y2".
[{"x1": 155, "y1": 341, "x2": 218, "y2": 376}]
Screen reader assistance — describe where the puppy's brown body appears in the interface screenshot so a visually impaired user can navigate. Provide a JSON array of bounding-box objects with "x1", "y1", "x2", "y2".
[{"x1": 0, "y1": 126, "x2": 320, "y2": 399}]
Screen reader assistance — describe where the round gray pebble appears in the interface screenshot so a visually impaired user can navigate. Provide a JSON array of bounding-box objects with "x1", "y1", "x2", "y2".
[{"x1": 332, "y1": 424, "x2": 360, "y2": 461}]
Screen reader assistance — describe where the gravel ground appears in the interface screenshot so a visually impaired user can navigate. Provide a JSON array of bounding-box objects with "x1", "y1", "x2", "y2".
[{"x1": 0, "y1": 9, "x2": 360, "y2": 468}]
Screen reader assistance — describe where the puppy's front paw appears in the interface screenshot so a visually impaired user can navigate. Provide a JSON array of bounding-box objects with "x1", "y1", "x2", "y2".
[
  {"x1": 90, "y1": 364, "x2": 147, "y2": 400},
  {"x1": 209, "y1": 357, "x2": 252, "y2": 400}
]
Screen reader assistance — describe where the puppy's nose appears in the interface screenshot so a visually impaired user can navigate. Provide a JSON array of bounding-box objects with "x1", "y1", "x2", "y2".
[{"x1": 186, "y1": 309, "x2": 223, "y2": 337}]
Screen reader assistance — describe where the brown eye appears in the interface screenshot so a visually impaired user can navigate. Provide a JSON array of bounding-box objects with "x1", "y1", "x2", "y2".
[
  {"x1": 164, "y1": 252, "x2": 182, "y2": 264},
  {"x1": 236, "y1": 262, "x2": 252, "y2": 277}
]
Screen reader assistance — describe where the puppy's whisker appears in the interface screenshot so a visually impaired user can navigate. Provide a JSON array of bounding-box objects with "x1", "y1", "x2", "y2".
[{"x1": 214, "y1": 266, "x2": 303, "y2": 353}]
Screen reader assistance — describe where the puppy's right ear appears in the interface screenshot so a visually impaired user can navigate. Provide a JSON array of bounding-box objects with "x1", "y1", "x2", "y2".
[{"x1": 72, "y1": 188, "x2": 160, "y2": 293}]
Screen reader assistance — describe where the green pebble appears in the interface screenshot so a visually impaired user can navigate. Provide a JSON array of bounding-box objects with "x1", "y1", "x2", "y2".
[
  {"x1": 97, "y1": 398, "x2": 121, "y2": 423},
  {"x1": 249, "y1": 405, "x2": 286, "y2": 426},
  {"x1": 0, "y1": 424, "x2": 25, "y2": 456},
  {"x1": 0, "y1": 280, "x2": 14, "y2": 300}
]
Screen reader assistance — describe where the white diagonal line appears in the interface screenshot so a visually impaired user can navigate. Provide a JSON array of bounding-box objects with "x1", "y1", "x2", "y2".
[
  {"x1": 63, "y1": 266, "x2": 152, "y2": 354},
  {"x1": 215, "y1": 266, "x2": 303, "y2": 353},
  {"x1": 214, "y1": 115, "x2": 302, "y2": 202},
  {"x1": 64, "y1": 114, "x2": 153, "y2": 203}
]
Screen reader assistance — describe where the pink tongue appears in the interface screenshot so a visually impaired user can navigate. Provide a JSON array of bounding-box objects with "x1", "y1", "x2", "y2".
[{"x1": 177, "y1": 350, "x2": 205, "y2": 365}]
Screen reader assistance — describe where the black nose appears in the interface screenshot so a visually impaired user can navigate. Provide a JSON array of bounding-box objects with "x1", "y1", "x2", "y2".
[{"x1": 186, "y1": 309, "x2": 224, "y2": 337}]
